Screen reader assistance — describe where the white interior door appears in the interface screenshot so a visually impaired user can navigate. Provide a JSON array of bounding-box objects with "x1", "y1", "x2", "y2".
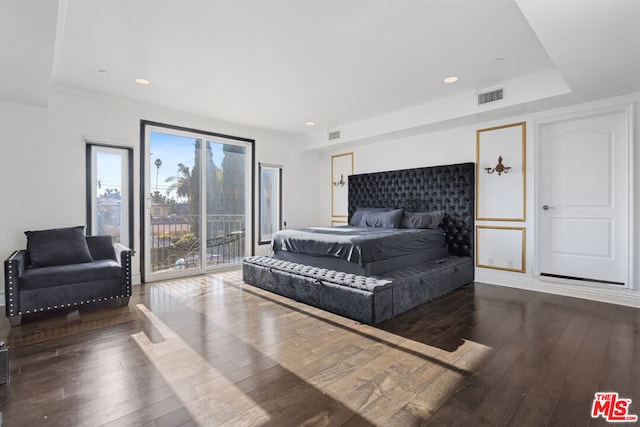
[{"x1": 538, "y1": 108, "x2": 629, "y2": 285}]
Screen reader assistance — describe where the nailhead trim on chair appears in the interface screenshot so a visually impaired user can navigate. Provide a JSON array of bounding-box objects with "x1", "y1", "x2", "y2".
[
  {"x1": 6, "y1": 256, "x2": 16, "y2": 317},
  {"x1": 20, "y1": 294, "x2": 130, "y2": 315}
]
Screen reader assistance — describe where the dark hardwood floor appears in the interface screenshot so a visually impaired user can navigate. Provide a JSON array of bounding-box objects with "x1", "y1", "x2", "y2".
[{"x1": 0, "y1": 269, "x2": 638, "y2": 426}]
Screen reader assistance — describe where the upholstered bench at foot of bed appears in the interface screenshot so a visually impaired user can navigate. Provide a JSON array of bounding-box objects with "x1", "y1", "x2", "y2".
[
  {"x1": 242, "y1": 255, "x2": 474, "y2": 325},
  {"x1": 242, "y1": 256, "x2": 394, "y2": 325}
]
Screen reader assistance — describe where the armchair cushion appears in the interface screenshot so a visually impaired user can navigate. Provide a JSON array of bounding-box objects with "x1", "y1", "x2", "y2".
[
  {"x1": 25, "y1": 226, "x2": 93, "y2": 267},
  {"x1": 20, "y1": 260, "x2": 121, "y2": 291}
]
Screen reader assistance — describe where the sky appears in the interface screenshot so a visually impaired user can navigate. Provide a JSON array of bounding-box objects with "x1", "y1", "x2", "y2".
[
  {"x1": 96, "y1": 131, "x2": 227, "y2": 199},
  {"x1": 151, "y1": 132, "x2": 227, "y2": 197}
]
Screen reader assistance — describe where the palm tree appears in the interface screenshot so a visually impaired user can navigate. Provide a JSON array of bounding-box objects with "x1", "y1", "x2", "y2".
[
  {"x1": 165, "y1": 163, "x2": 192, "y2": 201},
  {"x1": 154, "y1": 158, "x2": 162, "y2": 192}
]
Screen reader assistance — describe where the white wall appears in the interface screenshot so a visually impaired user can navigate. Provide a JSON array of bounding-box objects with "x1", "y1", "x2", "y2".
[
  {"x1": 0, "y1": 90, "x2": 322, "y2": 287},
  {"x1": 318, "y1": 92, "x2": 640, "y2": 308}
]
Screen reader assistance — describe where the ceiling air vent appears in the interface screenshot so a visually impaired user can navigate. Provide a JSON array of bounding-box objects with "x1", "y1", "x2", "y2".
[
  {"x1": 478, "y1": 88, "x2": 504, "y2": 105},
  {"x1": 328, "y1": 130, "x2": 341, "y2": 141}
]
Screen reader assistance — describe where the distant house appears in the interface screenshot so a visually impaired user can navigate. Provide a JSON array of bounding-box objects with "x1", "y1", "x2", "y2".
[{"x1": 150, "y1": 203, "x2": 171, "y2": 219}]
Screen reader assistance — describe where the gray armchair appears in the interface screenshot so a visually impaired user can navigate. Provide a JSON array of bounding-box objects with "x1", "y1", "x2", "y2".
[{"x1": 4, "y1": 226, "x2": 133, "y2": 326}]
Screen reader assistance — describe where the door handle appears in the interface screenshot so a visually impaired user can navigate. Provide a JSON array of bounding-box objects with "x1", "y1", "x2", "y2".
[{"x1": 542, "y1": 205, "x2": 555, "y2": 211}]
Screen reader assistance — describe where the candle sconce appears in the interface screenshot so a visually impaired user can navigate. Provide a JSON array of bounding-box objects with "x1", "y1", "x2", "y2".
[
  {"x1": 485, "y1": 155, "x2": 511, "y2": 176},
  {"x1": 332, "y1": 152, "x2": 353, "y2": 219}
]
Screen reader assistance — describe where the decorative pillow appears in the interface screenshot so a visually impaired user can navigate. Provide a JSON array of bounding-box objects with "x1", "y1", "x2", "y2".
[
  {"x1": 86, "y1": 235, "x2": 116, "y2": 261},
  {"x1": 25, "y1": 226, "x2": 94, "y2": 267},
  {"x1": 360, "y1": 209, "x2": 403, "y2": 229},
  {"x1": 349, "y1": 207, "x2": 391, "y2": 226},
  {"x1": 401, "y1": 211, "x2": 446, "y2": 229}
]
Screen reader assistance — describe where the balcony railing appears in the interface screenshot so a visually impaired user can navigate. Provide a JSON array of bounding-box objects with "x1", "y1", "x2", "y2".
[{"x1": 150, "y1": 214, "x2": 245, "y2": 272}]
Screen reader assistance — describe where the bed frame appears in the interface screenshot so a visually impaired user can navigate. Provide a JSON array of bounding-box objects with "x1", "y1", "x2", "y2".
[
  {"x1": 243, "y1": 162, "x2": 475, "y2": 324},
  {"x1": 348, "y1": 162, "x2": 475, "y2": 260}
]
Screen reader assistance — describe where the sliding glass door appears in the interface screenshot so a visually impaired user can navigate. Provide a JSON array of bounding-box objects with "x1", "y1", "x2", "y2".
[{"x1": 142, "y1": 123, "x2": 253, "y2": 282}]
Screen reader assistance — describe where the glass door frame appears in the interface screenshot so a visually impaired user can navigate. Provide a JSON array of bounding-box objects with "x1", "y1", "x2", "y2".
[{"x1": 140, "y1": 120, "x2": 255, "y2": 283}]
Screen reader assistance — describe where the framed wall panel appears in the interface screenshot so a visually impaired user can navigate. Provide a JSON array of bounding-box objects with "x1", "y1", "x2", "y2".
[
  {"x1": 476, "y1": 122, "x2": 526, "y2": 221},
  {"x1": 476, "y1": 225, "x2": 526, "y2": 272},
  {"x1": 331, "y1": 152, "x2": 354, "y2": 219}
]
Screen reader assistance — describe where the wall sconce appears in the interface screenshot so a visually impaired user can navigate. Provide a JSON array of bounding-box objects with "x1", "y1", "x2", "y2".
[
  {"x1": 333, "y1": 174, "x2": 346, "y2": 187},
  {"x1": 485, "y1": 155, "x2": 511, "y2": 176}
]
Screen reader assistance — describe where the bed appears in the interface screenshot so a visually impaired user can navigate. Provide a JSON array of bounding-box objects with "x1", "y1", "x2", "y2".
[
  {"x1": 271, "y1": 162, "x2": 474, "y2": 274},
  {"x1": 243, "y1": 162, "x2": 475, "y2": 324},
  {"x1": 271, "y1": 226, "x2": 449, "y2": 275}
]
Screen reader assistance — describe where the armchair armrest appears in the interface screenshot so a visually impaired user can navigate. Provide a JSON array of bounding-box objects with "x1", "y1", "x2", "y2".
[
  {"x1": 112, "y1": 243, "x2": 134, "y2": 264},
  {"x1": 113, "y1": 243, "x2": 134, "y2": 297},
  {"x1": 4, "y1": 250, "x2": 27, "y2": 319}
]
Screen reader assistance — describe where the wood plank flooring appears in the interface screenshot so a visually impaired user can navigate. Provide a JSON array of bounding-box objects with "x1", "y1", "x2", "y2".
[{"x1": 0, "y1": 269, "x2": 638, "y2": 426}]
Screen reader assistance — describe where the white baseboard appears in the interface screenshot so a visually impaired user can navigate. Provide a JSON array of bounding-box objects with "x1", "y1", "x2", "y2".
[
  {"x1": 132, "y1": 273, "x2": 142, "y2": 286},
  {"x1": 475, "y1": 269, "x2": 640, "y2": 308}
]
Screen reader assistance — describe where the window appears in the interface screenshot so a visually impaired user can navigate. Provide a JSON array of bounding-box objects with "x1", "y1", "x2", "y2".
[
  {"x1": 86, "y1": 143, "x2": 133, "y2": 247},
  {"x1": 258, "y1": 162, "x2": 282, "y2": 244}
]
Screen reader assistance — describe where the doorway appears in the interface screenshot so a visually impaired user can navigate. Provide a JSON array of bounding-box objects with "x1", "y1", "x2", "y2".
[
  {"x1": 537, "y1": 107, "x2": 630, "y2": 286},
  {"x1": 141, "y1": 121, "x2": 254, "y2": 282}
]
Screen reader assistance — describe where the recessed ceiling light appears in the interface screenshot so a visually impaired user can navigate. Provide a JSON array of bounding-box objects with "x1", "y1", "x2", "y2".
[
  {"x1": 135, "y1": 78, "x2": 150, "y2": 85},
  {"x1": 305, "y1": 121, "x2": 316, "y2": 126},
  {"x1": 444, "y1": 76, "x2": 459, "y2": 84}
]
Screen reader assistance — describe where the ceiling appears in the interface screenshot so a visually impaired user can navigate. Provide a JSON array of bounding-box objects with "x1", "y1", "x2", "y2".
[{"x1": 1, "y1": 1, "x2": 639, "y2": 136}]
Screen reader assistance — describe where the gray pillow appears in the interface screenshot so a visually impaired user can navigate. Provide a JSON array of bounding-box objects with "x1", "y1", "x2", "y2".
[
  {"x1": 360, "y1": 209, "x2": 403, "y2": 228},
  {"x1": 349, "y1": 207, "x2": 391, "y2": 226},
  {"x1": 25, "y1": 226, "x2": 94, "y2": 267},
  {"x1": 401, "y1": 211, "x2": 445, "y2": 229},
  {"x1": 86, "y1": 235, "x2": 116, "y2": 261}
]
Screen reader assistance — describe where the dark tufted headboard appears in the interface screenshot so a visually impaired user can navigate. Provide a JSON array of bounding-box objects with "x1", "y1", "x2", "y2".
[{"x1": 348, "y1": 162, "x2": 475, "y2": 258}]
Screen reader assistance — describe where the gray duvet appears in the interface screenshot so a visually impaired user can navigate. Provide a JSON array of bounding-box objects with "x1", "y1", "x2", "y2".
[{"x1": 270, "y1": 226, "x2": 446, "y2": 267}]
